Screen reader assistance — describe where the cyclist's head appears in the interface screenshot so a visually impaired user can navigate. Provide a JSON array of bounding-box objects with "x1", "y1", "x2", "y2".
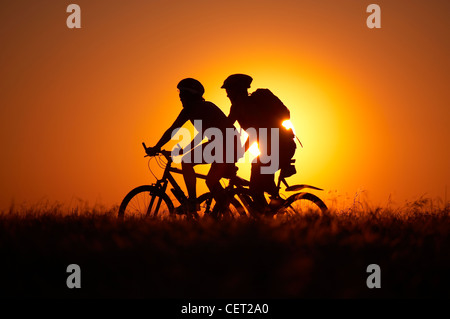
[
  {"x1": 221, "y1": 74, "x2": 252, "y2": 90},
  {"x1": 221, "y1": 74, "x2": 252, "y2": 101},
  {"x1": 177, "y1": 78, "x2": 205, "y2": 97}
]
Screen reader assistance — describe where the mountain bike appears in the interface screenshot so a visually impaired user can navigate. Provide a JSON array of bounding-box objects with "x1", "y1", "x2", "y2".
[{"x1": 118, "y1": 144, "x2": 244, "y2": 219}]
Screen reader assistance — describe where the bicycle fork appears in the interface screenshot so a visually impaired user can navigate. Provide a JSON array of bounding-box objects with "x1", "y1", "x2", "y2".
[{"x1": 147, "y1": 180, "x2": 169, "y2": 217}]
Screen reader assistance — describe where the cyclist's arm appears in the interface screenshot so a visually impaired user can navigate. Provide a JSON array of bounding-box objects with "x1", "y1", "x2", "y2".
[
  {"x1": 182, "y1": 132, "x2": 204, "y2": 154},
  {"x1": 154, "y1": 110, "x2": 189, "y2": 150},
  {"x1": 227, "y1": 107, "x2": 237, "y2": 126},
  {"x1": 228, "y1": 109, "x2": 253, "y2": 153}
]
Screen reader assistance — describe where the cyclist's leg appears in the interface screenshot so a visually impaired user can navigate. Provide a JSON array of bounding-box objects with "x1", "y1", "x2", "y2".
[
  {"x1": 250, "y1": 161, "x2": 277, "y2": 194},
  {"x1": 279, "y1": 132, "x2": 297, "y2": 178},
  {"x1": 205, "y1": 163, "x2": 227, "y2": 200},
  {"x1": 206, "y1": 163, "x2": 239, "y2": 217},
  {"x1": 181, "y1": 161, "x2": 198, "y2": 200},
  {"x1": 250, "y1": 163, "x2": 285, "y2": 215}
]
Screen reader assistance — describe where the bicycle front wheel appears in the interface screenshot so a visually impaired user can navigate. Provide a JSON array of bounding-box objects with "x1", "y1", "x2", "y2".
[{"x1": 118, "y1": 185, "x2": 174, "y2": 219}]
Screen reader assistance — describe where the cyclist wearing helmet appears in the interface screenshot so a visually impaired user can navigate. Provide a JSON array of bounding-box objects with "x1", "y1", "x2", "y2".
[
  {"x1": 222, "y1": 74, "x2": 296, "y2": 208},
  {"x1": 145, "y1": 78, "x2": 239, "y2": 213}
]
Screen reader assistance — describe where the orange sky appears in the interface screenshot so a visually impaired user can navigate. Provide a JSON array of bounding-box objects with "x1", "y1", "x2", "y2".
[{"x1": 0, "y1": 0, "x2": 449, "y2": 211}]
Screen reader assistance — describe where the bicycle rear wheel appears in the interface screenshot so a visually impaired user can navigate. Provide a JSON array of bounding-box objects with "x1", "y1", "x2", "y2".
[
  {"x1": 276, "y1": 192, "x2": 328, "y2": 217},
  {"x1": 118, "y1": 185, "x2": 174, "y2": 219}
]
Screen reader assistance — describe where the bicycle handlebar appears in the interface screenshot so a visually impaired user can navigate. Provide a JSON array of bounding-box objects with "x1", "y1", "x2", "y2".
[{"x1": 142, "y1": 142, "x2": 172, "y2": 158}]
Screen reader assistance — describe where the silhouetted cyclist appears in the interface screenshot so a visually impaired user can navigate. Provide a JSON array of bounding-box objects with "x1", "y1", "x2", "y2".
[
  {"x1": 145, "y1": 78, "x2": 239, "y2": 213},
  {"x1": 222, "y1": 74, "x2": 296, "y2": 209}
]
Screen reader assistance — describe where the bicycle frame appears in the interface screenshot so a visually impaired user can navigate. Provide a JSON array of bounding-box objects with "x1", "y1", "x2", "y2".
[{"x1": 150, "y1": 151, "x2": 210, "y2": 207}]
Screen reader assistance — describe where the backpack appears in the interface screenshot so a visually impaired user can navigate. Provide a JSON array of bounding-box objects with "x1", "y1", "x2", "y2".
[
  {"x1": 249, "y1": 88, "x2": 290, "y2": 127},
  {"x1": 250, "y1": 89, "x2": 297, "y2": 172}
]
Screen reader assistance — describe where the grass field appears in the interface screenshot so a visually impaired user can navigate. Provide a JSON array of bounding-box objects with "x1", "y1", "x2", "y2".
[{"x1": 1, "y1": 199, "x2": 449, "y2": 299}]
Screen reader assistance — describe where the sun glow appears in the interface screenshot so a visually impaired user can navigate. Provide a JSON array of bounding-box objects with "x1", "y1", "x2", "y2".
[
  {"x1": 248, "y1": 142, "x2": 261, "y2": 157},
  {"x1": 282, "y1": 119, "x2": 296, "y2": 134}
]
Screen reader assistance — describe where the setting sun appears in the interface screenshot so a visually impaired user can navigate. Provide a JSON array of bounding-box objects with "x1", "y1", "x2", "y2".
[
  {"x1": 248, "y1": 142, "x2": 261, "y2": 158},
  {"x1": 281, "y1": 120, "x2": 295, "y2": 134}
]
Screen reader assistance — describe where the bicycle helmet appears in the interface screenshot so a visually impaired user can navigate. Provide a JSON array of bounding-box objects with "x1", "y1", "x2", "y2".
[
  {"x1": 221, "y1": 74, "x2": 253, "y2": 89},
  {"x1": 177, "y1": 78, "x2": 205, "y2": 96}
]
